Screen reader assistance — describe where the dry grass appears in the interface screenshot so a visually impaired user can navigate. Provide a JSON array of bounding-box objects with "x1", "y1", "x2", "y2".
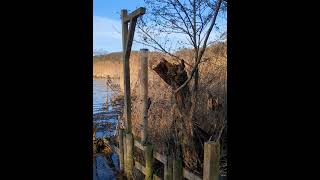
[
  {"x1": 95, "y1": 42, "x2": 227, "y2": 175},
  {"x1": 130, "y1": 42, "x2": 227, "y2": 166},
  {"x1": 93, "y1": 51, "x2": 143, "y2": 91}
]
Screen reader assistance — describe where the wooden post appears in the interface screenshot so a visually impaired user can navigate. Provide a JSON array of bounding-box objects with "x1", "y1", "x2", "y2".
[
  {"x1": 164, "y1": 156, "x2": 173, "y2": 180},
  {"x1": 140, "y1": 49, "x2": 149, "y2": 143},
  {"x1": 121, "y1": 7, "x2": 145, "y2": 134},
  {"x1": 172, "y1": 158, "x2": 182, "y2": 180},
  {"x1": 119, "y1": 129, "x2": 125, "y2": 172},
  {"x1": 123, "y1": 132, "x2": 127, "y2": 174},
  {"x1": 93, "y1": 126, "x2": 96, "y2": 141},
  {"x1": 144, "y1": 144, "x2": 153, "y2": 180},
  {"x1": 93, "y1": 126, "x2": 96, "y2": 153},
  {"x1": 203, "y1": 141, "x2": 220, "y2": 180},
  {"x1": 121, "y1": 9, "x2": 132, "y2": 134},
  {"x1": 120, "y1": 7, "x2": 146, "y2": 179},
  {"x1": 125, "y1": 133, "x2": 134, "y2": 179}
]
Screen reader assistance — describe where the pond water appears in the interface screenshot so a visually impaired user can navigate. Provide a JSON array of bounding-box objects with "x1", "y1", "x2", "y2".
[{"x1": 93, "y1": 78, "x2": 121, "y2": 180}]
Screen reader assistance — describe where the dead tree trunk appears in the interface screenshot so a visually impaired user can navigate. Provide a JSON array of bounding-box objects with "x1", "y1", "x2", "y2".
[{"x1": 153, "y1": 58, "x2": 205, "y2": 170}]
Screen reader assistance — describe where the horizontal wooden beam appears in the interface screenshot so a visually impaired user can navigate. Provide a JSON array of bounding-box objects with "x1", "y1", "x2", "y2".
[
  {"x1": 116, "y1": 141, "x2": 202, "y2": 180},
  {"x1": 135, "y1": 161, "x2": 162, "y2": 180},
  {"x1": 183, "y1": 168, "x2": 202, "y2": 180},
  {"x1": 134, "y1": 140, "x2": 167, "y2": 164},
  {"x1": 153, "y1": 152, "x2": 167, "y2": 164},
  {"x1": 121, "y1": 139, "x2": 206, "y2": 180},
  {"x1": 134, "y1": 139, "x2": 145, "y2": 150},
  {"x1": 135, "y1": 160, "x2": 146, "y2": 174},
  {"x1": 123, "y1": 7, "x2": 146, "y2": 23}
]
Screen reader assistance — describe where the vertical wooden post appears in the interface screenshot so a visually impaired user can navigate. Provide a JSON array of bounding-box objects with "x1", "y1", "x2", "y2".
[
  {"x1": 93, "y1": 126, "x2": 96, "y2": 141},
  {"x1": 93, "y1": 125, "x2": 96, "y2": 154},
  {"x1": 120, "y1": 7, "x2": 145, "y2": 179},
  {"x1": 140, "y1": 49, "x2": 149, "y2": 143},
  {"x1": 119, "y1": 129, "x2": 125, "y2": 172},
  {"x1": 121, "y1": 9, "x2": 132, "y2": 134},
  {"x1": 203, "y1": 141, "x2": 220, "y2": 180},
  {"x1": 125, "y1": 133, "x2": 134, "y2": 179},
  {"x1": 172, "y1": 158, "x2": 182, "y2": 180},
  {"x1": 144, "y1": 144, "x2": 153, "y2": 180},
  {"x1": 164, "y1": 156, "x2": 173, "y2": 180},
  {"x1": 123, "y1": 132, "x2": 127, "y2": 174}
]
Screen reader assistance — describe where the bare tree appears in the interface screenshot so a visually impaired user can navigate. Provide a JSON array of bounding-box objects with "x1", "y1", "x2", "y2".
[
  {"x1": 136, "y1": 0, "x2": 227, "y2": 95},
  {"x1": 136, "y1": 0, "x2": 227, "y2": 170}
]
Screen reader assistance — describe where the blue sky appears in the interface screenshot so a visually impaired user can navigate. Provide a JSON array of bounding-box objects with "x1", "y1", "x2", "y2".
[
  {"x1": 93, "y1": 0, "x2": 145, "y2": 53},
  {"x1": 93, "y1": 0, "x2": 227, "y2": 53}
]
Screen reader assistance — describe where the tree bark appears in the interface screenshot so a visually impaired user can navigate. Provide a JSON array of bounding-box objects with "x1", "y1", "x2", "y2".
[{"x1": 153, "y1": 58, "x2": 204, "y2": 170}]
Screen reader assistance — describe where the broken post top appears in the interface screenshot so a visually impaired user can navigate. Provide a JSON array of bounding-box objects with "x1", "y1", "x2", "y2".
[{"x1": 121, "y1": 7, "x2": 146, "y2": 23}]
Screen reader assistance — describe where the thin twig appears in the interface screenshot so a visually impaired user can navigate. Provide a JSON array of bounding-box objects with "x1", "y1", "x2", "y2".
[
  {"x1": 136, "y1": 27, "x2": 192, "y2": 67},
  {"x1": 174, "y1": 0, "x2": 222, "y2": 94}
]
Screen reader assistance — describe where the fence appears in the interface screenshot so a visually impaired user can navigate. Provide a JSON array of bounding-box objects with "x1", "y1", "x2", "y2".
[
  {"x1": 116, "y1": 7, "x2": 225, "y2": 179},
  {"x1": 111, "y1": 135, "x2": 222, "y2": 180}
]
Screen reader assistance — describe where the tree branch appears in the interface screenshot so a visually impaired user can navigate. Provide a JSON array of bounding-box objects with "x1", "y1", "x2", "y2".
[
  {"x1": 134, "y1": 29, "x2": 192, "y2": 67},
  {"x1": 170, "y1": 0, "x2": 196, "y2": 46},
  {"x1": 174, "y1": 0, "x2": 222, "y2": 94},
  {"x1": 175, "y1": 0, "x2": 196, "y2": 36},
  {"x1": 192, "y1": 0, "x2": 198, "y2": 51},
  {"x1": 156, "y1": 12, "x2": 194, "y2": 37},
  {"x1": 198, "y1": 0, "x2": 222, "y2": 61}
]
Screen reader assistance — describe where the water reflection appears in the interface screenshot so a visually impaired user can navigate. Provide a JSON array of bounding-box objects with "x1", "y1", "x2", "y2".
[{"x1": 93, "y1": 78, "x2": 121, "y2": 179}]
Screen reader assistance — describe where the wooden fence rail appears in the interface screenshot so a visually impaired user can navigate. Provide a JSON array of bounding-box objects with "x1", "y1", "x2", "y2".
[{"x1": 112, "y1": 138, "x2": 224, "y2": 180}]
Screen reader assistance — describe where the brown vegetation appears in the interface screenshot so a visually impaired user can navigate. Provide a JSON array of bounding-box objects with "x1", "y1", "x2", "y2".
[{"x1": 93, "y1": 41, "x2": 227, "y2": 175}]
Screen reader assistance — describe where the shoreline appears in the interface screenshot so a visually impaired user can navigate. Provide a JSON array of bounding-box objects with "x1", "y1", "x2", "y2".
[
  {"x1": 93, "y1": 80, "x2": 124, "y2": 179},
  {"x1": 93, "y1": 75, "x2": 120, "y2": 79}
]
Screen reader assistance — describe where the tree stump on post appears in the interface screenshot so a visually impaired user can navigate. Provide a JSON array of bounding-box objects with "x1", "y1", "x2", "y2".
[{"x1": 153, "y1": 58, "x2": 201, "y2": 170}]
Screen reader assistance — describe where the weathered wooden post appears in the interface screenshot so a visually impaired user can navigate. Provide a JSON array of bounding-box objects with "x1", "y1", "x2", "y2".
[
  {"x1": 164, "y1": 156, "x2": 173, "y2": 180},
  {"x1": 93, "y1": 125, "x2": 96, "y2": 153},
  {"x1": 121, "y1": 9, "x2": 131, "y2": 134},
  {"x1": 119, "y1": 129, "x2": 125, "y2": 172},
  {"x1": 140, "y1": 48, "x2": 149, "y2": 144},
  {"x1": 203, "y1": 141, "x2": 220, "y2": 180},
  {"x1": 121, "y1": 7, "x2": 146, "y2": 179},
  {"x1": 125, "y1": 133, "x2": 134, "y2": 178},
  {"x1": 172, "y1": 158, "x2": 183, "y2": 180},
  {"x1": 139, "y1": 49, "x2": 153, "y2": 180},
  {"x1": 144, "y1": 144, "x2": 153, "y2": 180},
  {"x1": 123, "y1": 132, "x2": 127, "y2": 174}
]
